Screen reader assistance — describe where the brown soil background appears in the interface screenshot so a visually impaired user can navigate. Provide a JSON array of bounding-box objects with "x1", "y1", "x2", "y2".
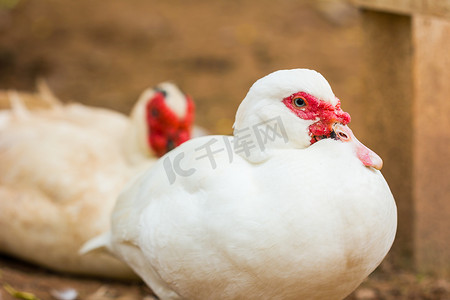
[{"x1": 0, "y1": 0, "x2": 449, "y2": 299}]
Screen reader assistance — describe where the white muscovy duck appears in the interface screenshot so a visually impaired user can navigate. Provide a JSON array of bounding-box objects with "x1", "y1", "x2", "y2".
[
  {"x1": 82, "y1": 69, "x2": 397, "y2": 299},
  {"x1": 0, "y1": 82, "x2": 195, "y2": 279}
]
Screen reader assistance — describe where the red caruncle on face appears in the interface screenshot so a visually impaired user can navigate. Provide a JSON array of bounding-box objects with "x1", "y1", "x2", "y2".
[
  {"x1": 282, "y1": 91, "x2": 351, "y2": 144},
  {"x1": 145, "y1": 92, "x2": 194, "y2": 157}
]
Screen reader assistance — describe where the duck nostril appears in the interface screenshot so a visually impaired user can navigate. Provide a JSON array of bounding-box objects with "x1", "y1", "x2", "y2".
[{"x1": 338, "y1": 132, "x2": 348, "y2": 139}]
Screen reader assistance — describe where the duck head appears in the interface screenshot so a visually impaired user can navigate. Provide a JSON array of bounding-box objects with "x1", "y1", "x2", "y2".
[
  {"x1": 233, "y1": 69, "x2": 381, "y2": 169},
  {"x1": 126, "y1": 82, "x2": 194, "y2": 163}
]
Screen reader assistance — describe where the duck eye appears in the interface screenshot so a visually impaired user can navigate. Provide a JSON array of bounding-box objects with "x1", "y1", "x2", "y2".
[
  {"x1": 293, "y1": 97, "x2": 306, "y2": 108},
  {"x1": 154, "y1": 87, "x2": 167, "y2": 97}
]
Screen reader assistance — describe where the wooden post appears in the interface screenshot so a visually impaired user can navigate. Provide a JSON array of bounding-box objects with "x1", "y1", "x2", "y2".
[
  {"x1": 360, "y1": 10, "x2": 415, "y2": 269},
  {"x1": 353, "y1": 0, "x2": 450, "y2": 275},
  {"x1": 413, "y1": 15, "x2": 450, "y2": 276}
]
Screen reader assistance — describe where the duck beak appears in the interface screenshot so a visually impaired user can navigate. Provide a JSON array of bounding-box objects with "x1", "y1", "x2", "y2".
[{"x1": 332, "y1": 124, "x2": 383, "y2": 170}]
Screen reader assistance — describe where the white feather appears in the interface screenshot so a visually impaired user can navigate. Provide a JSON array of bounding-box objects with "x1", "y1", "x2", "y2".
[
  {"x1": 8, "y1": 91, "x2": 30, "y2": 120},
  {"x1": 87, "y1": 69, "x2": 397, "y2": 299}
]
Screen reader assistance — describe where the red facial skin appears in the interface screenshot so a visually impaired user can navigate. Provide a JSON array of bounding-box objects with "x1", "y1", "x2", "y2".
[
  {"x1": 282, "y1": 92, "x2": 351, "y2": 144},
  {"x1": 146, "y1": 92, "x2": 195, "y2": 157}
]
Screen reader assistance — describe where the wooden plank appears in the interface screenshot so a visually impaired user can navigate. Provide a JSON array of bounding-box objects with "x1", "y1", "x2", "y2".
[
  {"x1": 413, "y1": 15, "x2": 450, "y2": 276},
  {"x1": 352, "y1": 0, "x2": 450, "y2": 19},
  {"x1": 353, "y1": 0, "x2": 421, "y2": 15},
  {"x1": 360, "y1": 11, "x2": 415, "y2": 268},
  {"x1": 359, "y1": 9, "x2": 450, "y2": 275}
]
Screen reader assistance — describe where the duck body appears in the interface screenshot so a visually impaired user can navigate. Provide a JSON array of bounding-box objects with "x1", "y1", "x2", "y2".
[
  {"x1": 84, "y1": 69, "x2": 396, "y2": 297},
  {"x1": 0, "y1": 83, "x2": 195, "y2": 279},
  {"x1": 108, "y1": 136, "x2": 396, "y2": 299},
  {"x1": 0, "y1": 108, "x2": 141, "y2": 278}
]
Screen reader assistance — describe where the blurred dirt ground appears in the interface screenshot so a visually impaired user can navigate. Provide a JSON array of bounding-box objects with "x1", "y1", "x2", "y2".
[
  {"x1": 0, "y1": 0, "x2": 449, "y2": 299},
  {"x1": 0, "y1": 254, "x2": 449, "y2": 300}
]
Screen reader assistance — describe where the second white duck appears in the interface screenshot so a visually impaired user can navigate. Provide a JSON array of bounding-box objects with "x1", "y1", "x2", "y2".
[{"x1": 0, "y1": 82, "x2": 195, "y2": 279}]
